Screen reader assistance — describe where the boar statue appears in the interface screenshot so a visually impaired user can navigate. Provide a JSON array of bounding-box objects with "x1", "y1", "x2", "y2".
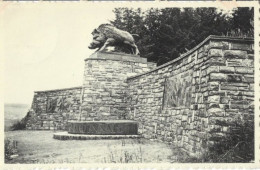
[{"x1": 88, "y1": 24, "x2": 140, "y2": 55}]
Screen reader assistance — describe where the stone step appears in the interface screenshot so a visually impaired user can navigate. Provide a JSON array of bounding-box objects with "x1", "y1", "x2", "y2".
[
  {"x1": 67, "y1": 120, "x2": 138, "y2": 135},
  {"x1": 53, "y1": 131, "x2": 141, "y2": 140}
]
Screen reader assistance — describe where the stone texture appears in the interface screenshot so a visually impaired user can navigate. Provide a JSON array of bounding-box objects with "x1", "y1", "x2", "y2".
[
  {"x1": 87, "y1": 51, "x2": 147, "y2": 63},
  {"x1": 26, "y1": 36, "x2": 254, "y2": 158},
  {"x1": 53, "y1": 132, "x2": 141, "y2": 140},
  {"x1": 82, "y1": 52, "x2": 156, "y2": 121},
  {"x1": 209, "y1": 73, "x2": 228, "y2": 81},
  {"x1": 230, "y1": 42, "x2": 253, "y2": 52},
  {"x1": 208, "y1": 49, "x2": 223, "y2": 58},
  {"x1": 26, "y1": 87, "x2": 82, "y2": 130},
  {"x1": 224, "y1": 50, "x2": 247, "y2": 59},
  {"x1": 219, "y1": 66, "x2": 235, "y2": 73},
  {"x1": 208, "y1": 96, "x2": 220, "y2": 103},
  {"x1": 67, "y1": 120, "x2": 138, "y2": 135},
  {"x1": 126, "y1": 37, "x2": 254, "y2": 157}
]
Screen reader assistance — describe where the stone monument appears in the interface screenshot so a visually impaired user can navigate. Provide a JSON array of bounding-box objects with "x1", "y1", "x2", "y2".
[
  {"x1": 88, "y1": 24, "x2": 140, "y2": 55},
  {"x1": 53, "y1": 24, "x2": 156, "y2": 140}
]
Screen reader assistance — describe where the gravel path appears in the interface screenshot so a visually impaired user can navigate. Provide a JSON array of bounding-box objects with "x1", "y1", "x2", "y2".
[{"x1": 5, "y1": 130, "x2": 176, "y2": 164}]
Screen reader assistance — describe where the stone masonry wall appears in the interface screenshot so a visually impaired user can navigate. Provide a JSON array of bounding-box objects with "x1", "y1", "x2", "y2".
[
  {"x1": 81, "y1": 52, "x2": 156, "y2": 120},
  {"x1": 26, "y1": 87, "x2": 82, "y2": 130},
  {"x1": 26, "y1": 52, "x2": 156, "y2": 130},
  {"x1": 126, "y1": 36, "x2": 254, "y2": 156},
  {"x1": 26, "y1": 36, "x2": 254, "y2": 157}
]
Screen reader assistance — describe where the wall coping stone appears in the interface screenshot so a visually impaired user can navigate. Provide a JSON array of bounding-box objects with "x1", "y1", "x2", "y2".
[
  {"x1": 85, "y1": 51, "x2": 153, "y2": 64},
  {"x1": 34, "y1": 86, "x2": 82, "y2": 93},
  {"x1": 127, "y1": 35, "x2": 254, "y2": 80}
]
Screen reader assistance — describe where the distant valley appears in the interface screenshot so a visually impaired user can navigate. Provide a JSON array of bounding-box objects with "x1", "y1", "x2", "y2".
[{"x1": 5, "y1": 103, "x2": 30, "y2": 131}]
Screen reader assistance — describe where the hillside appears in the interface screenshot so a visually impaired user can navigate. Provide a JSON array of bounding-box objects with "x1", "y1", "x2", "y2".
[{"x1": 4, "y1": 103, "x2": 30, "y2": 131}]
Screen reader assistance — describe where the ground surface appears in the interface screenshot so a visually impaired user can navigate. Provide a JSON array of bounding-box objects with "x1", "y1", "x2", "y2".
[{"x1": 5, "y1": 130, "x2": 177, "y2": 164}]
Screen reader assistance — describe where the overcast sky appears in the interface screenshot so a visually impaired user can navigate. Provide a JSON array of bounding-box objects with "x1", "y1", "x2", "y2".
[
  {"x1": 1, "y1": 2, "x2": 238, "y2": 105},
  {"x1": 2, "y1": 3, "x2": 116, "y2": 105}
]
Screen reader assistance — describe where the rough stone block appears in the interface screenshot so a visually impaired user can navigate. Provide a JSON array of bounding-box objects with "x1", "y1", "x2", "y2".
[
  {"x1": 249, "y1": 84, "x2": 254, "y2": 91},
  {"x1": 226, "y1": 91, "x2": 242, "y2": 96},
  {"x1": 226, "y1": 59, "x2": 243, "y2": 67},
  {"x1": 230, "y1": 100, "x2": 249, "y2": 105},
  {"x1": 220, "y1": 84, "x2": 238, "y2": 91},
  {"x1": 219, "y1": 66, "x2": 235, "y2": 73},
  {"x1": 242, "y1": 91, "x2": 254, "y2": 97},
  {"x1": 208, "y1": 81, "x2": 219, "y2": 86},
  {"x1": 238, "y1": 86, "x2": 250, "y2": 91},
  {"x1": 219, "y1": 104, "x2": 229, "y2": 109},
  {"x1": 224, "y1": 50, "x2": 247, "y2": 59},
  {"x1": 208, "y1": 57, "x2": 226, "y2": 66},
  {"x1": 227, "y1": 74, "x2": 243, "y2": 82},
  {"x1": 248, "y1": 54, "x2": 254, "y2": 59},
  {"x1": 220, "y1": 97, "x2": 230, "y2": 104},
  {"x1": 235, "y1": 67, "x2": 248, "y2": 74},
  {"x1": 207, "y1": 66, "x2": 219, "y2": 74},
  {"x1": 209, "y1": 73, "x2": 227, "y2": 81},
  {"x1": 208, "y1": 95, "x2": 220, "y2": 104},
  {"x1": 247, "y1": 68, "x2": 254, "y2": 74},
  {"x1": 208, "y1": 41, "x2": 229, "y2": 50},
  {"x1": 208, "y1": 108, "x2": 225, "y2": 117},
  {"x1": 100, "y1": 112, "x2": 111, "y2": 116},
  {"x1": 242, "y1": 75, "x2": 254, "y2": 83},
  {"x1": 224, "y1": 82, "x2": 249, "y2": 87},
  {"x1": 208, "y1": 49, "x2": 223, "y2": 58},
  {"x1": 241, "y1": 59, "x2": 254, "y2": 68},
  {"x1": 230, "y1": 43, "x2": 252, "y2": 51},
  {"x1": 230, "y1": 104, "x2": 245, "y2": 109},
  {"x1": 182, "y1": 115, "x2": 188, "y2": 121},
  {"x1": 209, "y1": 91, "x2": 225, "y2": 96},
  {"x1": 198, "y1": 52, "x2": 205, "y2": 59}
]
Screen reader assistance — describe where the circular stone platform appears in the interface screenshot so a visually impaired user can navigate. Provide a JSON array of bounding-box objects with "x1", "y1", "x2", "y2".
[
  {"x1": 53, "y1": 131, "x2": 141, "y2": 140},
  {"x1": 67, "y1": 120, "x2": 138, "y2": 135}
]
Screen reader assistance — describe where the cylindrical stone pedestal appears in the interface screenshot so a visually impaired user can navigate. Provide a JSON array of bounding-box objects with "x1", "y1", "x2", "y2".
[{"x1": 67, "y1": 120, "x2": 138, "y2": 135}]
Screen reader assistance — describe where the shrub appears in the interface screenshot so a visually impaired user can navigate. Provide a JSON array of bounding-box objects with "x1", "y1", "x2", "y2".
[
  {"x1": 4, "y1": 138, "x2": 18, "y2": 161},
  {"x1": 173, "y1": 117, "x2": 254, "y2": 163},
  {"x1": 10, "y1": 121, "x2": 26, "y2": 131},
  {"x1": 10, "y1": 111, "x2": 31, "y2": 131},
  {"x1": 205, "y1": 119, "x2": 254, "y2": 163}
]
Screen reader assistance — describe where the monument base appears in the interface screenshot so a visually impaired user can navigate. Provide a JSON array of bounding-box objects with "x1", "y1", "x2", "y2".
[
  {"x1": 81, "y1": 52, "x2": 156, "y2": 121},
  {"x1": 53, "y1": 120, "x2": 140, "y2": 140},
  {"x1": 67, "y1": 120, "x2": 138, "y2": 135},
  {"x1": 53, "y1": 132, "x2": 141, "y2": 140}
]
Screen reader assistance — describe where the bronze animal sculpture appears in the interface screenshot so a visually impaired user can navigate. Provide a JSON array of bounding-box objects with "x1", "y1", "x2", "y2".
[{"x1": 88, "y1": 24, "x2": 140, "y2": 55}]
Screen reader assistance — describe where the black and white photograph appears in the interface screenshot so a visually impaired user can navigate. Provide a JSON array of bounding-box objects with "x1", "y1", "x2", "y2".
[{"x1": 1, "y1": 2, "x2": 259, "y2": 167}]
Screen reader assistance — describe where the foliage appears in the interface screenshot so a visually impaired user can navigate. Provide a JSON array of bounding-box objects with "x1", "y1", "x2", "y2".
[
  {"x1": 10, "y1": 111, "x2": 31, "y2": 131},
  {"x1": 173, "y1": 118, "x2": 254, "y2": 163},
  {"x1": 206, "y1": 119, "x2": 254, "y2": 163},
  {"x1": 110, "y1": 7, "x2": 253, "y2": 65},
  {"x1": 5, "y1": 138, "x2": 18, "y2": 161},
  {"x1": 10, "y1": 121, "x2": 26, "y2": 131},
  {"x1": 104, "y1": 139, "x2": 145, "y2": 163}
]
